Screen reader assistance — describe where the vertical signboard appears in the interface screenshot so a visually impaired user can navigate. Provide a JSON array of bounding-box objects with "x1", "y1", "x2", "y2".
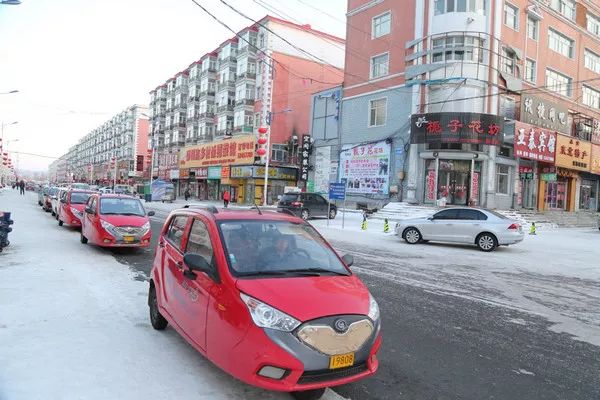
[
  {"x1": 339, "y1": 140, "x2": 391, "y2": 194},
  {"x1": 314, "y1": 146, "x2": 331, "y2": 194},
  {"x1": 299, "y1": 135, "x2": 312, "y2": 181}
]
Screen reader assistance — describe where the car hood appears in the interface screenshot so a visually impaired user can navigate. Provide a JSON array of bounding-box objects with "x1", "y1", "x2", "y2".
[
  {"x1": 99, "y1": 214, "x2": 148, "y2": 227},
  {"x1": 236, "y1": 275, "x2": 370, "y2": 322}
]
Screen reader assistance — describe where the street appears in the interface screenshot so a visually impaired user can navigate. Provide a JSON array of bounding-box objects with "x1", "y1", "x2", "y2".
[{"x1": 2, "y1": 190, "x2": 599, "y2": 400}]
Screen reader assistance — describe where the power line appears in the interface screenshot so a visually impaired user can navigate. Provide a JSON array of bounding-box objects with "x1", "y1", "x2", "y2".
[{"x1": 7, "y1": 151, "x2": 59, "y2": 159}]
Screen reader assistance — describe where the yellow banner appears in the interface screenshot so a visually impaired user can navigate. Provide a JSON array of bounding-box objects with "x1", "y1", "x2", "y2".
[
  {"x1": 591, "y1": 144, "x2": 600, "y2": 175},
  {"x1": 554, "y1": 134, "x2": 591, "y2": 172},
  {"x1": 179, "y1": 135, "x2": 256, "y2": 169}
]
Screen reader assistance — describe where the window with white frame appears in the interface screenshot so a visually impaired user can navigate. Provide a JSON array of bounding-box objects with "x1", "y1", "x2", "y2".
[
  {"x1": 546, "y1": 68, "x2": 573, "y2": 97},
  {"x1": 550, "y1": 0, "x2": 575, "y2": 20},
  {"x1": 217, "y1": 115, "x2": 227, "y2": 131},
  {"x1": 370, "y1": 53, "x2": 389, "y2": 78},
  {"x1": 372, "y1": 12, "x2": 391, "y2": 38},
  {"x1": 434, "y1": 0, "x2": 486, "y2": 15},
  {"x1": 548, "y1": 29, "x2": 574, "y2": 58},
  {"x1": 501, "y1": 48, "x2": 516, "y2": 75},
  {"x1": 588, "y1": 13, "x2": 600, "y2": 37},
  {"x1": 431, "y1": 36, "x2": 483, "y2": 63},
  {"x1": 504, "y1": 2, "x2": 518, "y2": 30},
  {"x1": 525, "y1": 59, "x2": 536, "y2": 83},
  {"x1": 496, "y1": 165, "x2": 509, "y2": 195},
  {"x1": 583, "y1": 86, "x2": 600, "y2": 109},
  {"x1": 526, "y1": 16, "x2": 538, "y2": 40},
  {"x1": 584, "y1": 49, "x2": 600, "y2": 73},
  {"x1": 369, "y1": 98, "x2": 387, "y2": 127},
  {"x1": 234, "y1": 110, "x2": 244, "y2": 127}
]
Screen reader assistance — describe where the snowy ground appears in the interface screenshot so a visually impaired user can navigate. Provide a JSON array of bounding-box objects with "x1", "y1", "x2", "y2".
[{"x1": 0, "y1": 191, "x2": 344, "y2": 400}]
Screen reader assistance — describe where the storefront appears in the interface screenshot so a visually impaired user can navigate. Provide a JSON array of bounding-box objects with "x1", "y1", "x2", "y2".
[
  {"x1": 207, "y1": 166, "x2": 221, "y2": 201},
  {"x1": 178, "y1": 167, "x2": 209, "y2": 200},
  {"x1": 229, "y1": 165, "x2": 298, "y2": 205}
]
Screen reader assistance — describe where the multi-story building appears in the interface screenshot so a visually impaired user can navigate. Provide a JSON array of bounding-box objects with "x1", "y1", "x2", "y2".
[
  {"x1": 329, "y1": 0, "x2": 600, "y2": 212},
  {"x1": 149, "y1": 16, "x2": 345, "y2": 203}
]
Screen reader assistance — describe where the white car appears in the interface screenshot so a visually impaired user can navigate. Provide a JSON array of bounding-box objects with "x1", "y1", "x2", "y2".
[
  {"x1": 395, "y1": 207, "x2": 524, "y2": 252},
  {"x1": 51, "y1": 188, "x2": 68, "y2": 218}
]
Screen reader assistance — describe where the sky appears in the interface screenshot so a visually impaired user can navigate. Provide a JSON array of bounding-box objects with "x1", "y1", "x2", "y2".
[{"x1": 0, "y1": 0, "x2": 347, "y2": 172}]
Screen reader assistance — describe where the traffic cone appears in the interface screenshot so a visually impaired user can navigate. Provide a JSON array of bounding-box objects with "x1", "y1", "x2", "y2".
[
  {"x1": 361, "y1": 212, "x2": 367, "y2": 230},
  {"x1": 529, "y1": 222, "x2": 536, "y2": 235},
  {"x1": 383, "y1": 218, "x2": 390, "y2": 233}
]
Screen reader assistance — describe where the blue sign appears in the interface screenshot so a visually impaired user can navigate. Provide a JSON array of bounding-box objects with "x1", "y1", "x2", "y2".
[{"x1": 329, "y1": 183, "x2": 346, "y2": 200}]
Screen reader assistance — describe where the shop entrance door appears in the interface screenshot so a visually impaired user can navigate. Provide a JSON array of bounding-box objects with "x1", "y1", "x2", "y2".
[
  {"x1": 521, "y1": 179, "x2": 535, "y2": 209},
  {"x1": 545, "y1": 181, "x2": 566, "y2": 210},
  {"x1": 438, "y1": 170, "x2": 469, "y2": 206},
  {"x1": 579, "y1": 184, "x2": 592, "y2": 210}
]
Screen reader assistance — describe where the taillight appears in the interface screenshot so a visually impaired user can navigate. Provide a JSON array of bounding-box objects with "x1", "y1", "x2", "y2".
[
  {"x1": 291, "y1": 201, "x2": 303, "y2": 207},
  {"x1": 508, "y1": 223, "x2": 520, "y2": 230}
]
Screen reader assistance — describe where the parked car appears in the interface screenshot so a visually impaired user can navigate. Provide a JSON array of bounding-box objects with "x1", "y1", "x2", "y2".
[
  {"x1": 80, "y1": 193, "x2": 154, "y2": 247},
  {"x1": 51, "y1": 188, "x2": 68, "y2": 217},
  {"x1": 98, "y1": 187, "x2": 113, "y2": 194},
  {"x1": 277, "y1": 192, "x2": 337, "y2": 220},
  {"x1": 71, "y1": 182, "x2": 91, "y2": 190},
  {"x1": 395, "y1": 207, "x2": 524, "y2": 252},
  {"x1": 148, "y1": 207, "x2": 381, "y2": 399},
  {"x1": 42, "y1": 187, "x2": 59, "y2": 212},
  {"x1": 37, "y1": 185, "x2": 49, "y2": 206},
  {"x1": 57, "y1": 190, "x2": 95, "y2": 227}
]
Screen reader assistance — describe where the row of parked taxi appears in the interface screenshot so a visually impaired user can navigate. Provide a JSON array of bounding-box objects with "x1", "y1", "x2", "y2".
[{"x1": 37, "y1": 184, "x2": 154, "y2": 248}]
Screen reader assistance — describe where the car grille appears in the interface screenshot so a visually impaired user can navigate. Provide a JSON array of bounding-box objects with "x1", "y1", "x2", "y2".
[
  {"x1": 297, "y1": 319, "x2": 373, "y2": 355},
  {"x1": 297, "y1": 363, "x2": 368, "y2": 385},
  {"x1": 114, "y1": 226, "x2": 144, "y2": 236}
]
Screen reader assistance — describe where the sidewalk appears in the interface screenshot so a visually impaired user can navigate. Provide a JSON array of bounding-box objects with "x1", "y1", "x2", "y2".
[{"x1": 0, "y1": 190, "x2": 302, "y2": 400}]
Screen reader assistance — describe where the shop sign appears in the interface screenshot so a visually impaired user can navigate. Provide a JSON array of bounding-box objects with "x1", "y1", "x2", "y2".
[
  {"x1": 520, "y1": 94, "x2": 569, "y2": 134},
  {"x1": 591, "y1": 144, "x2": 600, "y2": 174},
  {"x1": 425, "y1": 170, "x2": 436, "y2": 201},
  {"x1": 169, "y1": 169, "x2": 180, "y2": 180},
  {"x1": 179, "y1": 169, "x2": 190, "y2": 179},
  {"x1": 471, "y1": 172, "x2": 480, "y2": 203},
  {"x1": 518, "y1": 166, "x2": 534, "y2": 180},
  {"x1": 254, "y1": 166, "x2": 297, "y2": 181},
  {"x1": 230, "y1": 166, "x2": 254, "y2": 178},
  {"x1": 191, "y1": 167, "x2": 208, "y2": 179},
  {"x1": 593, "y1": 120, "x2": 600, "y2": 145},
  {"x1": 207, "y1": 166, "x2": 222, "y2": 180},
  {"x1": 299, "y1": 135, "x2": 312, "y2": 181},
  {"x1": 159, "y1": 152, "x2": 179, "y2": 169},
  {"x1": 221, "y1": 166, "x2": 230, "y2": 179},
  {"x1": 410, "y1": 112, "x2": 504, "y2": 146},
  {"x1": 557, "y1": 168, "x2": 579, "y2": 178},
  {"x1": 314, "y1": 146, "x2": 331, "y2": 194},
  {"x1": 514, "y1": 122, "x2": 556, "y2": 163},
  {"x1": 340, "y1": 140, "x2": 391, "y2": 194},
  {"x1": 180, "y1": 135, "x2": 256, "y2": 168},
  {"x1": 554, "y1": 134, "x2": 592, "y2": 172},
  {"x1": 541, "y1": 173, "x2": 557, "y2": 181}
]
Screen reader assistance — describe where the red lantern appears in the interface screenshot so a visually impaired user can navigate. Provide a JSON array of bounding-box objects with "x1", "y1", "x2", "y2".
[
  {"x1": 257, "y1": 137, "x2": 267, "y2": 145},
  {"x1": 258, "y1": 126, "x2": 268, "y2": 134},
  {"x1": 256, "y1": 147, "x2": 267, "y2": 156}
]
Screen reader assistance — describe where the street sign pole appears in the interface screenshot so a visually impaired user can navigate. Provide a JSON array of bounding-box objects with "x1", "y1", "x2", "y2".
[
  {"x1": 342, "y1": 197, "x2": 346, "y2": 229},
  {"x1": 327, "y1": 196, "x2": 331, "y2": 227}
]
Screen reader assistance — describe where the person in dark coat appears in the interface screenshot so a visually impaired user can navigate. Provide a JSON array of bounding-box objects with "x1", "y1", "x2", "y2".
[
  {"x1": 184, "y1": 186, "x2": 191, "y2": 201},
  {"x1": 19, "y1": 180, "x2": 25, "y2": 195}
]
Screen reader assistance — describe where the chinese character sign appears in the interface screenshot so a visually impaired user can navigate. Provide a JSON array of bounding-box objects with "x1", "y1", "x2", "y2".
[
  {"x1": 410, "y1": 112, "x2": 504, "y2": 146},
  {"x1": 554, "y1": 134, "x2": 592, "y2": 172},
  {"x1": 591, "y1": 144, "x2": 600, "y2": 174},
  {"x1": 299, "y1": 135, "x2": 312, "y2": 181},
  {"x1": 513, "y1": 122, "x2": 556, "y2": 163},
  {"x1": 520, "y1": 95, "x2": 569, "y2": 134},
  {"x1": 339, "y1": 140, "x2": 391, "y2": 194},
  {"x1": 179, "y1": 135, "x2": 256, "y2": 168}
]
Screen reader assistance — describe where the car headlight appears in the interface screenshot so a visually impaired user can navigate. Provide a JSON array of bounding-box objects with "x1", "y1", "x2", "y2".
[
  {"x1": 100, "y1": 220, "x2": 116, "y2": 233},
  {"x1": 240, "y1": 293, "x2": 300, "y2": 332},
  {"x1": 141, "y1": 221, "x2": 151, "y2": 234},
  {"x1": 70, "y1": 207, "x2": 82, "y2": 217},
  {"x1": 368, "y1": 293, "x2": 380, "y2": 322}
]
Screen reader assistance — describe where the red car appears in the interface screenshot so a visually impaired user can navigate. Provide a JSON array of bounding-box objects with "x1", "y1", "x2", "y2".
[
  {"x1": 80, "y1": 193, "x2": 154, "y2": 247},
  {"x1": 57, "y1": 190, "x2": 94, "y2": 227},
  {"x1": 148, "y1": 206, "x2": 381, "y2": 400}
]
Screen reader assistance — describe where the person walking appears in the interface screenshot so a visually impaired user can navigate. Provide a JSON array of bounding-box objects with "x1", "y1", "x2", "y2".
[
  {"x1": 184, "y1": 186, "x2": 191, "y2": 202},
  {"x1": 222, "y1": 189, "x2": 230, "y2": 208},
  {"x1": 19, "y1": 180, "x2": 25, "y2": 195}
]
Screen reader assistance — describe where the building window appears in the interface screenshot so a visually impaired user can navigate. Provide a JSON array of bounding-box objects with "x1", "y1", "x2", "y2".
[
  {"x1": 504, "y1": 2, "x2": 519, "y2": 30},
  {"x1": 271, "y1": 144, "x2": 287, "y2": 162},
  {"x1": 582, "y1": 86, "x2": 600, "y2": 109},
  {"x1": 434, "y1": 0, "x2": 486, "y2": 15},
  {"x1": 526, "y1": 16, "x2": 538, "y2": 40},
  {"x1": 588, "y1": 14, "x2": 600, "y2": 37},
  {"x1": 370, "y1": 53, "x2": 389, "y2": 79},
  {"x1": 431, "y1": 36, "x2": 483, "y2": 63},
  {"x1": 546, "y1": 68, "x2": 573, "y2": 97},
  {"x1": 500, "y1": 48, "x2": 516, "y2": 75},
  {"x1": 550, "y1": 0, "x2": 575, "y2": 21},
  {"x1": 548, "y1": 28, "x2": 574, "y2": 58},
  {"x1": 372, "y1": 11, "x2": 391, "y2": 38},
  {"x1": 584, "y1": 49, "x2": 600, "y2": 74},
  {"x1": 496, "y1": 165, "x2": 509, "y2": 195},
  {"x1": 525, "y1": 59, "x2": 536, "y2": 83},
  {"x1": 369, "y1": 98, "x2": 387, "y2": 127}
]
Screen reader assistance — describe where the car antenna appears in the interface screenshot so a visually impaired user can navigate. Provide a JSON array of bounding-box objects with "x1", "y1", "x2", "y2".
[{"x1": 251, "y1": 203, "x2": 263, "y2": 215}]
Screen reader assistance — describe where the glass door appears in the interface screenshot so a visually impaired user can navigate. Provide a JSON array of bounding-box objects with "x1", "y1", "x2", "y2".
[
  {"x1": 579, "y1": 185, "x2": 592, "y2": 210},
  {"x1": 546, "y1": 181, "x2": 566, "y2": 210}
]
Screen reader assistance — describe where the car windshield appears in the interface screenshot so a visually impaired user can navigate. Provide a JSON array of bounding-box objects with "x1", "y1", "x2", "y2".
[
  {"x1": 49, "y1": 188, "x2": 58, "y2": 196},
  {"x1": 99, "y1": 198, "x2": 145, "y2": 216},
  {"x1": 218, "y1": 220, "x2": 350, "y2": 278},
  {"x1": 72, "y1": 183, "x2": 90, "y2": 190},
  {"x1": 280, "y1": 194, "x2": 300, "y2": 202},
  {"x1": 70, "y1": 192, "x2": 92, "y2": 204}
]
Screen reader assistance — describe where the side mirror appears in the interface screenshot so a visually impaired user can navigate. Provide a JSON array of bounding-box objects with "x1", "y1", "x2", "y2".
[
  {"x1": 341, "y1": 254, "x2": 354, "y2": 267},
  {"x1": 184, "y1": 253, "x2": 218, "y2": 282},
  {"x1": 85, "y1": 207, "x2": 94, "y2": 214},
  {"x1": 147, "y1": 211, "x2": 155, "y2": 217},
  {"x1": 427, "y1": 216, "x2": 434, "y2": 221},
  {"x1": 60, "y1": 199, "x2": 67, "y2": 204}
]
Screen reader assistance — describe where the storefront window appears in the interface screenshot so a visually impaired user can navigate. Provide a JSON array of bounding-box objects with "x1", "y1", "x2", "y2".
[
  {"x1": 579, "y1": 180, "x2": 597, "y2": 210},
  {"x1": 496, "y1": 164, "x2": 509, "y2": 194},
  {"x1": 545, "y1": 180, "x2": 567, "y2": 210}
]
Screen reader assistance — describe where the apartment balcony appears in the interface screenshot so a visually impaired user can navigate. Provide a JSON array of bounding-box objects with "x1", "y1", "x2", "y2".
[
  {"x1": 185, "y1": 136, "x2": 198, "y2": 145},
  {"x1": 234, "y1": 98, "x2": 255, "y2": 108},
  {"x1": 200, "y1": 68, "x2": 217, "y2": 79},
  {"x1": 217, "y1": 80, "x2": 235, "y2": 91},
  {"x1": 215, "y1": 128, "x2": 234, "y2": 137},
  {"x1": 176, "y1": 121, "x2": 187, "y2": 128},
  {"x1": 199, "y1": 89, "x2": 216, "y2": 98},
  {"x1": 199, "y1": 111, "x2": 215, "y2": 120},
  {"x1": 217, "y1": 104, "x2": 234, "y2": 113},
  {"x1": 218, "y1": 56, "x2": 237, "y2": 68},
  {"x1": 188, "y1": 74, "x2": 200, "y2": 83},
  {"x1": 236, "y1": 45, "x2": 257, "y2": 58},
  {"x1": 233, "y1": 125, "x2": 254, "y2": 134},
  {"x1": 236, "y1": 71, "x2": 256, "y2": 81}
]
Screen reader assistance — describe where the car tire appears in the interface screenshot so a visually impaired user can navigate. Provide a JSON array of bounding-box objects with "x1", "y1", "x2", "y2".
[
  {"x1": 51, "y1": 211, "x2": 55, "y2": 216},
  {"x1": 149, "y1": 284, "x2": 168, "y2": 330},
  {"x1": 301, "y1": 209, "x2": 310, "y2": 221},
  {"x1": 291, "y1": 388, "x2": 326, "y2": 400},
  {"x1": 58, "y1": 219, "x2": 63, "y2": 226},
  {"x1": 328, "y1": 208, "x2": 337, "y2": 219},
  {"x1": 80, "y1": 232, "x2": 88, "y2": 244},
  {"x1": 403, "y1": 227, "x2": 422, "y2": 244},
  {"x1": 476, "y1": 233, "x2": 497, "y2": 252}
]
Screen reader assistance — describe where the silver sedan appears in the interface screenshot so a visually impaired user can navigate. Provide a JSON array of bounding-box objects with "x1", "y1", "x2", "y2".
[{"x1": 395, "y1": 207, "x2": 524, "y2": 252}]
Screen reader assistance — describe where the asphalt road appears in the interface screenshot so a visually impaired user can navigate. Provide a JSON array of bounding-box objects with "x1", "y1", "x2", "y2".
[{"x1": 108, "y1": 215, "x2": 600, "y2": 400}]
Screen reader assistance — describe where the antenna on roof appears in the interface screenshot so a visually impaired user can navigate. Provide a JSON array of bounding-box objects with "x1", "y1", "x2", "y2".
[
  {"x1": 251, "y1": 203, "x2": 263, "y2": 215},
  {"x1": 183, "y1": 204, "x2": 219, "y2": 213}
]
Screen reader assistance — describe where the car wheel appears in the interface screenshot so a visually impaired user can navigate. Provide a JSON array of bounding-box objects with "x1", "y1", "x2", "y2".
[
  {"x1": 80, "y1": 232, "x2": 88, "y2": 244},
  {"x1": 149, "y1": 284, "x2": 168, "y2": 330},
  {"x1": 301, "y1": 209, "x2": 310, "y2": 220},
  {"x1": 328, "y1": 208, "x2": 337, "y2": 219},
  {"x1": 403, "y1": 227, "x2": 422, "y2": 244},
  {"x1": 476, "y1": 233, "x2": 497, "y2": 252},
  {"x1": 58, "y1": 219, "x2": 63, "y2": 226},
  {"x1": 51, "y1": 211, "x2": 55, "y2": 216},
  {"x1": 291, "y1": 388, "x2": 326, "y2": 400}
]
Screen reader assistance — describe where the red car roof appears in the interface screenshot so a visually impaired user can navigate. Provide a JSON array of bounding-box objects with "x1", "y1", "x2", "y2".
[{"x1": 172, "y1": 208, "x2": 301, "y2": 223}]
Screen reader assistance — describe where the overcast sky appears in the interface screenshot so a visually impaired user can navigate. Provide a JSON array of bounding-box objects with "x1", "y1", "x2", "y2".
[{"x1": 0, "y1": 0, "x2": 346, "y2": 172}]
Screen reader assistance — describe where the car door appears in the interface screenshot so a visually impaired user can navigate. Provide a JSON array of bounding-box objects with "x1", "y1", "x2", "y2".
[
  {"x1": 313, "y1": 194, "x2": 329, "y2": 216},
  {"x1": 83, "y1": 196, "x2": 98, "y2": 243},
  {"x1": 456, "y1": 209, "x2": 488, "y2": 243},
  {"x1": 59, "y1": 190, "x2": 68, "y2": 220},
  {"x1": 425, "y1": 209, "x2": 461, "y2": 241},
  {"x1": 177, "y1": 217, "x2": 217, "y2": 351},
  {"x1": 305, "y1": 194, "x2": 319, "y2": 216}
]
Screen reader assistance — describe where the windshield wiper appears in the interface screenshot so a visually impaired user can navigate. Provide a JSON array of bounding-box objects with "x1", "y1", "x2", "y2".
[
  {"x1": 236, "y1": 271, "x2": 291, "y2": 277},
  {"x1": 289, "y1": 268, "x2": 350, "y2": 276}
]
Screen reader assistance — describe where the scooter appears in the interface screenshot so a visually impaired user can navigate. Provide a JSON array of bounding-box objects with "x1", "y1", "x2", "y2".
[{"x1": 0, "y1": 211, "x2": 14, "y2": 252}]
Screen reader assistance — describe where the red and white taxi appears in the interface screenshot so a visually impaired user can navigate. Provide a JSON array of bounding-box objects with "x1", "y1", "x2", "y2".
[{"x1": 57, "y1": 190, "x2": 94, "y2": 227}]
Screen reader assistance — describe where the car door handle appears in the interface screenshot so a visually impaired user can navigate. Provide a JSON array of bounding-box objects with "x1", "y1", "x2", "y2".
[
  {"x1": 176, "y1": 261, "x2": 183, "y2": 268},
  {"x1": 158, "y1": 241, "x2": 164, "y2": 248}
]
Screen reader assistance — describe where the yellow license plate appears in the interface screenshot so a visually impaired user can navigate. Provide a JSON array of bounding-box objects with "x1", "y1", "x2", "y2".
[
  {"x1": 329, "y1": 352, "x2": 355, "y2": 369},
  {"x1": 123, "y1": 236, "x2": 135, "y2": 243}
]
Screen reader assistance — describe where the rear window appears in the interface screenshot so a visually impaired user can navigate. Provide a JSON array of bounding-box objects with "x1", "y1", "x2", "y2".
[
  {"x1": 486, "y1": 210, "x2": 509, "y2": 219},
  {"x1": 70, "y1": 192, "x2": 92, "y2": 204},
  {"x1": 458, "y1": 209, "x2": 487, "y2": 221},
  {"x1": 280, "y1": 194, "x2": 300, "y2": 202}
]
